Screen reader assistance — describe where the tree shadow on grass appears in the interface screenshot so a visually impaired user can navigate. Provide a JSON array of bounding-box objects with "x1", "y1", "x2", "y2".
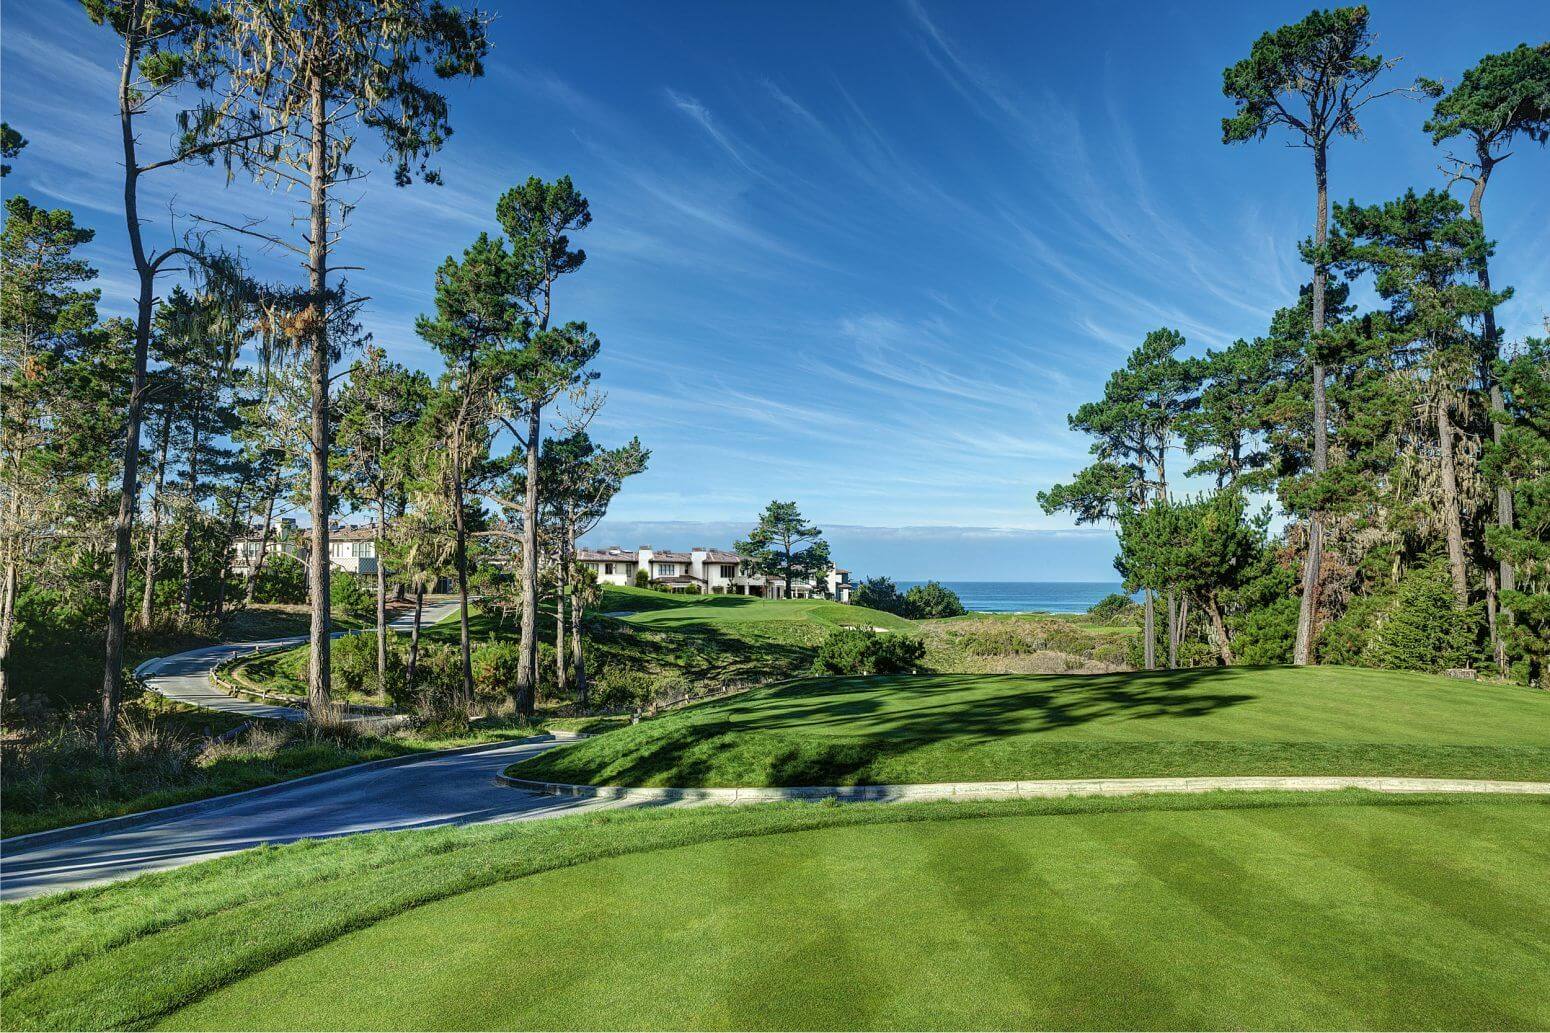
[
  {"x1": 720, "y1": 668, "x2": 1258, "y2": 740},
  {"x1": 528, "y1": 667, "x2": 1264, "y2": 789}
]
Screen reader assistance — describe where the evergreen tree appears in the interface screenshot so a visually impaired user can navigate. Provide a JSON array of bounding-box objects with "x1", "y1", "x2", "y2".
[
  {"x1": 416, "y1": 232, "x2": 521, "y2": 706},
  {"x1": 183, "y1": 0, "x2": 489, "y2": 712},
  {"x1": 0, "y1": 122, "x2": 27, "y2": 176},
  {"x1": 1040, "y1": 328, "x2": 1194, "y2": 668},
  {"x1": 0, "y1": 197, "x2": 102, "y2": 704},
  {"x1": 492, "y1": 177, "x2": 601, "y2": 715},
  {"x1": 337, "y1": 348, "x2": 431, "y2": 695},
  {"x1": 1483, "y1": 337, "x2": 1550, "y2": 687},
  {"x1": 736, "y1": 501, "x2": 831, "y2": 598},
  {"x1": 1426, "y1": 43, "x2": 1550, "y2": 672},
  {"x1": 1222, "y1": 5, "x2": 1417, "y2": 665}
]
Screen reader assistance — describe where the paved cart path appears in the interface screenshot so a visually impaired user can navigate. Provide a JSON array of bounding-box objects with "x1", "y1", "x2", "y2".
[{"x1": 0, "y1": 602, "x2": 622, "y2": 900}]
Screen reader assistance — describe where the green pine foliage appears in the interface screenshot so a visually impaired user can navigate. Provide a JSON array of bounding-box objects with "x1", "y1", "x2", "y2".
[
  {"x1": 811, "y1": 628, "x2": 926, "y2": 676},
  {"x1": 900, "y1": 581, "x2": 966, "y2": 619}
]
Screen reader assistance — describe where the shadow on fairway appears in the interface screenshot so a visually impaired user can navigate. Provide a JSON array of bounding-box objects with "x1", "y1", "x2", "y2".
[{"x1": 553, "y1": 668, "x2": 1261, "y2": 789}]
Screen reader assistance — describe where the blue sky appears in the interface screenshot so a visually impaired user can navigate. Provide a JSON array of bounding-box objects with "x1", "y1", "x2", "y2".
[{"x1": 2, "y1": 0, "x2": 1545, "y2": 580}]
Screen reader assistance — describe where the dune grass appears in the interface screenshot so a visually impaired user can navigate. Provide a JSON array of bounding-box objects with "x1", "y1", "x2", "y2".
[
  {"x1": 159, "y1": 796, "x2": 1550, "y2": 1032},
  {"x1": 510, "y1": 665, "x2": 1550, "y2": 788},
  {"x1": 4, "y1": 792, "x2": 1545, "y2": 1030}
]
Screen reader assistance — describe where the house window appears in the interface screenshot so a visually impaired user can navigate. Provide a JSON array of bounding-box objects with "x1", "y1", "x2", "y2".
[
  {"x1": 656, "y1": 563, "x2": 678, "y2": 577},
  {"x1": 604, "y1": 563, "x2": 615, "y2": 575},
  {"x1": 720, "y1": 564, "x2": 738, "y2": 579}
]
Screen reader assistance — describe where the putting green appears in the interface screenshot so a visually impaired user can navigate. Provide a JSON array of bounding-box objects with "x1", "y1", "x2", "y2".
[
  {"x1": 511, "y1": 665, "x2": 1550, "y2": 787},
  {"x1": 162, "y1": 798, "x2": 1550, "y2": 1030}
]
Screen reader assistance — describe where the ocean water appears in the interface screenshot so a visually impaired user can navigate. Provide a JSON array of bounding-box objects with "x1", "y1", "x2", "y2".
[{"x1": 895, "y1": 581, "x2": 1125, "y2": 614}]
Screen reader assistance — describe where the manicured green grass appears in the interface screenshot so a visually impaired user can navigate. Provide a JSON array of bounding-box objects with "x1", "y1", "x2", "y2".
[
  {"x1": 168, "y1": 798, "x2": 1550, "y2": 1031},
  {"x1": 601, "y1": 587, "x2": 916, "y2": 633},
  {"x1": 4, "y1": 792, "x2": 1545, "y2": 1030},
  {"x1": 510, "y1": 665, "x2": 1550, "y2": 787}
]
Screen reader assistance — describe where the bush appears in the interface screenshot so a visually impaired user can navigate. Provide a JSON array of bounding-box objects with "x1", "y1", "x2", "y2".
[
  {"x1": 250, "y1": 554, "x2": 306, "y2": 605},
  {"x1": 472, "y1": 642, "x2": 523, "y2": 699},
  {"x1": 1087, "y1": 592, "x2": 1140, "y2": 625},
  {"x1": 853, "y1": 576, "x2": 905, "y2": 614},
  {"x1": 901, "y1": 581, "x2": 965, "y2": 619},
  {"x1": 812, "y1": 628, "x2": 926, "y2": 675},
  {"x1": 1365, "y1": 562, "x2": 1484, "y2": 673},
  {"x1": 589, "y1": 667, "x2": 656, "y2": 711},
  {"x1": 330, "y1": 572, "x2": 372, "y2": 618},
  {"x1": 633, "y1": 569, "x2": 650, "y2": 588},
  {"x1": 329, "y1": 633, "x2": 384, "y2": 696}
]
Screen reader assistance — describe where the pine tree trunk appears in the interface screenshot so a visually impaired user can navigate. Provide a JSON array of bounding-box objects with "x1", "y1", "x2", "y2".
[
  {"x1": 515, "y1": 407, "x2": 540, "y2": 716},
  {"x1": 213, "y1": 490, "x2": 244, "y2": 620},
  {"x1": 572, "y1": 582, "x2": 587, "y2": 708},
  {"x1": 1142, "y1": 589, "x2": 1156, "y2": 670},
  {"x1": 100, "y1": 20, "x2": 151, "y2": 757},
  {"x1": 451, "y1": 437, "x2": 473, "y2": 707},
  {"x1": 139, "y1": 415, "x2": 171, "y2": 628},
  {"x1": 244, "y1": 478, "x2": 277, "y2": 606},
  {"x1": 1294, "y1": 142, "x2": 1331, "y2": 667},
  {"x1": 179, "y1": 405, "x2": 202, "y2": 622},
  {"x1": 1467, "y1": 153, "x2": 1512, "y2": 678},
  {"x1": 1166, "y1": 591, "x2": 1178, "y2": 669},
  {"x1": 555, "y1": 543, "x2": 569, "y2": 697},
  {"x1": 0, "y1": 531, "x2": 18, "y2": 708},
  {"x1": 407, "y1": 584, "x2": 424, "y2": 698},
  {"x1": 1437, "y1": 403, "x2": 1470, "y2": 608},
  {"x1": 376, "y1": 493, "x2": 388, "y2": 698},
  {"x1": 1206, "y1": 597, "x2": 1234, "y2": 665},
  {"x1": 304, "y1": 71, "x2": 332, "y2": 715}
]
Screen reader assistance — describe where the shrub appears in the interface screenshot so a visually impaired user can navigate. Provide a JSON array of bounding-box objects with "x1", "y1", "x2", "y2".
[
  {"x1": 250, "y1": 554, "x2": 306, "y2": 605},
  {"x1": 853, "y1": 576, "x2": 905, "y2": 615},
  {"x1": 901, "y1": 581, "x2": 965, "y2": 619},
  {"x1": 330, "y1": 572, "x2": 372, "y2": 618},
  {"x1": 634, "y1": 569, "x2": 650, "y2": 588},
  {"x1": 812, "y1": 628, "x2": 926, "y2": 675},
  {"x1": 1365, "y1": 561, "x2": 1485, "y2": 673},
  {"x1": 590, "y1": 667, "x2": 656, "y2": 710},
  {"x1": 470, "y1": 641, "x2": 522, "y2": 698},
  {"x1": 1087, "y1": 592, "x2": 1140, "y2": 625},
  {"x1": 330, "y1": 633, "x2": 379, "y2": 696}
]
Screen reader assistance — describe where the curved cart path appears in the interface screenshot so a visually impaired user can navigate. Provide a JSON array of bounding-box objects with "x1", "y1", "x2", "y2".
[{"x1": 1, "y1": 604, "x2": 622, "y2": 901}]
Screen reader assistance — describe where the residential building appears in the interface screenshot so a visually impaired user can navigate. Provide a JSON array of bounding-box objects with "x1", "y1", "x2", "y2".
[
  {"x1": 575, "y1": 544, "x2": 852, "y2": 602},
  {"x1": 229, "y1": 521, "x2": 378, "y2": 577}
]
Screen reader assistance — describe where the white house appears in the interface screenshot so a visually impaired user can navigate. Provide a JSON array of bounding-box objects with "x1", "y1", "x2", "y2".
[
  {"x1": 229, "y1": 520, "x2": 379, "y2": 577},
  {"x1": 576, "y1": 545, "x2": 852, "y2": 602}
]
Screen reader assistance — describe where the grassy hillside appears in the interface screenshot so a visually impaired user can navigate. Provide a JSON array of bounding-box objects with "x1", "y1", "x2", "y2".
[
  {"x1": 5, "y1": 793, "x2": 1545, "y2": 1030},
  {"x1": 227, "y1": 587, "x2": 916, "y2": 703},
  {"x1": 510, "y1": 665, "x2": 1550, "y2": 787}
]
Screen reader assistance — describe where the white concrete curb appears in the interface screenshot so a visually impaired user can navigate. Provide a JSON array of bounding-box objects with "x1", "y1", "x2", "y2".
[{"x1": 496, "y1": 773, "x2": 1550, "y2": 803}]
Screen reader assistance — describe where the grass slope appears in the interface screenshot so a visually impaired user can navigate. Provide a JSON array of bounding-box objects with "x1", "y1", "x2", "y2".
[
  {"x1": 162, "y1": 799, "x2": 1550, "y2": 1031},
  {"x1": 4, "y1": 793, "x2": 1546, "y2": 1030},
  {"x1": 511, "y1": 665, "x2": 1550, "y2": 787}
]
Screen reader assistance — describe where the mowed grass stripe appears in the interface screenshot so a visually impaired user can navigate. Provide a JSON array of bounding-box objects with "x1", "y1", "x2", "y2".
[
  {"x1": 9, "y1": 793, "x2": 1446, "y2": 1031},
  {"x1": 156, "y1": 800, "x2": 1550, "y2": 1031}
]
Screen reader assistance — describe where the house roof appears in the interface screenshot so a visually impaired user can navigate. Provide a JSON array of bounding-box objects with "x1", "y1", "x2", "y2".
[
  {"x1": 701, "y1": 550, "x2": 743, "y2": 563},
  {"x1": 577, "y1": 549, "x2": 636, "y2": 562},
  {"x1": 649, "y1": 551, "x2": 692, "y2": 562}
]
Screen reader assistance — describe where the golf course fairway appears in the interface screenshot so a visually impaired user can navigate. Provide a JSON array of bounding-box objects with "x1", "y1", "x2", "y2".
[
  {"x1": 161, "y1": 797, "x2": 1549, "y2": 1031},
  {"x1": 510, "y1": 665, "x2": 1550, "y2": 787}
]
